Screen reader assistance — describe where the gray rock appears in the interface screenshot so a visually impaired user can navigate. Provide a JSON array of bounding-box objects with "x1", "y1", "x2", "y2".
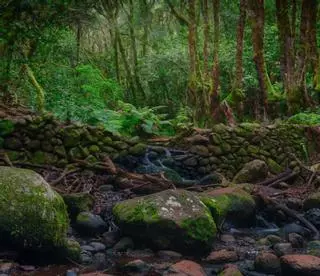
[
  {"x1": 233, "y1": 160, "x2": 268, "y2": 184},
  {"x1": 123, "y1": 259, "x2": 150, "y2": 273},
  {"x1": 273, "y1": 243, "x2": 293, "y2": 256},
  {"x1": 305, "y1": 208, "x2": 320, "y2": 227},
  {"x1": 89, "y1": 242, "x2": 106, "y2": 252},
  {"x1": 254, "y1": 252, "x2": 280, "y2": 274},
  {"x1": 93, "y1": 252, "x2": 107, "y2": 270},
  {"x1": 113, "y1": 237, "x2": 134, "y2": 252},
  {"x1": 75, "y1": 212, "x2": 108, "y2": 236},
  {"x1": 288, "y1": 233, "x2": 304, "y2": 248},
  {"x1": 282, "y1": 223, "x2": 311, "y2": 238},
  {"x1": 80, "y1": 251, "x2": 93, "y2": 265},
  {"x1": 80, "y1": 245, "x2": 95, "y2": 252},
  {"x1": 102, "y1": 231, "x2": 120, "y2": 248},
  {"x1": 158, "y1": 250, "x2": 182, "y2": 259}
]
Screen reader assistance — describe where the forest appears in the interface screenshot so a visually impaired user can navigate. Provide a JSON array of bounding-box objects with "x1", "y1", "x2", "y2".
[{"x1": 0, "y1": 1, "x2": 320, "y2": 276}]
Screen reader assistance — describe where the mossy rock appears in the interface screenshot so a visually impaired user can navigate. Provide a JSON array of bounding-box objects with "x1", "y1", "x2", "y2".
[
  {"x1": 200, "y1": 186, "x2": 256, "y2": 226},
  {"x1": 62, "y1": 192, "x2": 94, "y2": 221},
  {"x1": 113, "y1": 189, "x2": 217, "y2": 255},
  {"x1": 303, "y1": 192, "x2": 320, "y2": 211},
  {"x1": 89, "y1": 145, "x2": 100, "y2": 153},
  {"x1": 0, "y1": 167, "x2": 69, "y2": 250},
  {"x1": 128, "y1": 143, "x2": 147, "y2": 155},
  {"x1": 233, "y1": 159, "x2": 268, "y2": 184},
  {"x1": 31, "y1": 151, "x2": 58, "y2": 165},
  {"x1": 0, "y1": 137, "x2": 4, "y2": 148},
  {"x1": 0, "y1": 120, "x2": 15, "y2": 136},
  {"x1": 4, "y1": 137, "x2": 23, "y2": 150},
  {"x1": 63, "y1": 128, "x2": 82, "y2": 147},
  {"x1": 267, "y1": 158, "x2": 283, "y2": 174}
]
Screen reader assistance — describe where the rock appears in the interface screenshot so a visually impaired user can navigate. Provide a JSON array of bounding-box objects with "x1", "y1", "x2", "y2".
[
  {"x1": 80, "y1": 273, "x2": 113, "y2": 276},
  {"x1": 80, "y1": 251, "x2": 93, "y2": 265},
  {"x1": 89, "y1": 242, "x2": 106, "y2": 252},
  {"x1": 206, "y1": 249, "x2": 238, "y2": 264},
  {"x1": 266, "y1": 234, "x2": 282, "y2": 245},
  {"x1": 158, "y1": 250, "x2": 182, "y2": 259},
  {"x1": 233, "y1": 160, "x2": 268, "y2": 184},
  {"x1": 288, "y1": 233, "x2": 304, "y2": 248},
  {"x1": 273, "y1": 243, "x2": 293, "y2": 256},
  {"x1": 4, "y1": 137, "x2": 22, "y2": 150},
  {"x1": 164, "y1": 260, "x2": 206, "y2": 276},
  {"x1": 218, "y1": 264, "x2": 243, "y2": 276},
  {"x1": 63, "y1": 193, "x2": 94, "y2": 221},
  {"x1": 307, "y1": 241, "x2": 320, "y2": 257},
  {"x1": 66, "y1": 270, "x2": 78, "y2": 276},
  {"x1": 0, "y1": 263, "x2": 15, "y2": 274},
  {"x1": 220, "y1": 234, "x2": 236, "y2": 243},
  {"x1": 63, "y1": 128, "x2": 82, "y2": 147},
  {"x1": 185, "y1": 134, "x2": 209, "y2": 145},
  {"x1": 190, "y1": 145, "x2": 210, "y2": 156},
  {"x1": 64, "y1": 239, "x2": 81, "y2": 261},
  {"x1": 128, "y1": 143, "x2": 147, "y2": 155},
  {"x1": 305, "y1": 208, "x2": 320, "y2": 227},
  {"x1": 0, "y1": 167, "x2": 69, "y2": 251},
  {"x1": 0, "y1": 120, "x2": 15, "y2": 136},
  {"x1": 282, "y1": 223, "x2": 311, "y2": 238},
  {"x1": 113, "y1": 237, "x2": 134, "y2": 252},
  {"x1": 81, "y1": 245, "x2": 95, "y2": 252},
  {"x1": 280, "y1": 254, "x2": 320, "y2": 276},
  {"x1": 304, "y1": 192, "x2": 320, "y2": 211},
  {"x1": 266, "y1": 158, "x2": 283, "y2": 174},
  {"x1": 286, "y1": 198, "x2": 303, "y2": 211},
  {"x1": 123, "y1": 259, "x2": 150, "y2": 273},
  {"x1": 113, "y1": 189, "x2": 217, "y2": 254},
  {"x1": 200, "y1": 186, "x2": 256, "y2": 226},
  {"x1": 99, "y1": 185, "x2": 114, "y2": 192},
  {"x1": 93, "y1": 252, "x2": 107, "y2": 270},
  {"x1": 75, "y1": 212, "x2": 108, "y2": 236},
  {"x1": 254, "y1": 252, "x2": 280, "y2": 274},
  {"x1": 102, "y1": 231, "x2": 120, "y2": 248}
]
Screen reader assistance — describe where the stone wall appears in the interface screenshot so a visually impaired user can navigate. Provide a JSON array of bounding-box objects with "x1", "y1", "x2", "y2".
[
  {"x1": 0, "y1": 114, "x2": 147, "y2": 167},
  {"x1": 0, "y1": 114, "x2": 317, "y2": 179}
]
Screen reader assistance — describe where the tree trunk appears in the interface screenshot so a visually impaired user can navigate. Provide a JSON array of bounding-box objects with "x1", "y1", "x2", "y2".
[
  {"x1": 188, "y1": 0, "x2": 198, "y2": 106},
  {"x1": 128, "y1": 0, "x2": 145, "y2": 102},
  {"x1": 210, "y1": 0, "x2": 220, "y2": 118},
  {"x1": 203, "y1": 0, "x2": 210, "y2": 78},
  {"x1": 247, "y1": 0, "x2": 272, "y2": 120},
  {"x1": 232, "y1": 0, "x2": 247, "y2": 116}
]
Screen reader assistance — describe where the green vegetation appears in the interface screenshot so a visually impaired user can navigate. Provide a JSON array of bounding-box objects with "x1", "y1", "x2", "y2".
[{"x1": 0, "y1": 1, "x2": 319, "y2": 132}]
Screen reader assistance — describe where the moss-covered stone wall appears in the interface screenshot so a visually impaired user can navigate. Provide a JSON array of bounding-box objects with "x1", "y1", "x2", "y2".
[{"x1": 0, "y1": 114, "x2": 316, "y2": 179}]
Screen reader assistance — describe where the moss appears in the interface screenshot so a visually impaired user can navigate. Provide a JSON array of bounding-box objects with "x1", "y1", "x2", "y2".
[
  {"x1": 267, "y1": 158, "x2": 283, "y2": 174},
  {"x1": 129, "y1": 143, "x2": 147, "y2": 155},
  {"x1": 0, "y1": 120, "x2": 15, "y2": 136},
  {"x1": 89, "y1": 145, "x2": 100, "y2": 153},
  {"x1": 63, "y1": 239, "x2": 81, "y2": 261},
  {"x1": 62, "y1": 193, "x2": 94, "y2": 221},
  {"x1": 180, "y1": 213, "x2": 217, "y2": 242},
  {"x1": 31, "y1": 151, "x2": 57, "y2": 164},
  {"x1": 63, "y1": 129, "x2": 82, "y2": 147},
  {"x1": 0, "y1": 167, "x2": 69, "y2": 250}
]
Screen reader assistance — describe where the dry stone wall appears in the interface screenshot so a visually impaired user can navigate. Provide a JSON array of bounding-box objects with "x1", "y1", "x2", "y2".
[{"x1": 0, "y1": 114, "x2": 317, "y2": 179}]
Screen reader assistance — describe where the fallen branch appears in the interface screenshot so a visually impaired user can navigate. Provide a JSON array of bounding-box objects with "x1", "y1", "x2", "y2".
[
  {"x1": 257, "y1": 168, "x2": 292, "y2": 186},
  {"x1": 50, "y1": 168, "x2": 81, "y2": 186}
]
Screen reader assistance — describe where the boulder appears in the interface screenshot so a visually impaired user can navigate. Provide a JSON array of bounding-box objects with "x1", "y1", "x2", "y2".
[
  {"x1": 280, "y1": 254, "x2": 320, "y2": 276},
  {"x1": 233, "y1": 160, "x2": 268, "y2": 183},
  {"x1": 200, "y1": 186, "x2": 256, "y2": 226},
  {"x1": 0, "y1": 167, "x2": 69, "y2": 250},
  {"x1": 164, "y1": 260, "x2": 206, "y2": 276},
  {"x1": 113, "y1": 189, "x2": 217, "y2": 254},
  {"x1": 304, "y1": 192, "x2": 320, "y2": 211}
]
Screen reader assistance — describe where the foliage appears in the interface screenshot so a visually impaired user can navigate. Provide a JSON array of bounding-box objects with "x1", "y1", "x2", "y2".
[{"x1": 288, "y1": 113, "x2": 320, "y2": 126}]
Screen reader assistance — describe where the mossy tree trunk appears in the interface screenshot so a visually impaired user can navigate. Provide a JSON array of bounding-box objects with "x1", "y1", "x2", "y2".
[
  {"x1": 232, "y1": 0, "x2": 247, "y2": 118},
  {"x1": 203, "y1": 0, "x2": 210, "y2": 78},
  {"x1": 247, "y1": 0, "x2": 273, "y2": 120}
]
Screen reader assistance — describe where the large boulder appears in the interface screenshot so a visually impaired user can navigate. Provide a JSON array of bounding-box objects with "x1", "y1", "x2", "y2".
[
  {"x1": 113, "y1": 189, "x2": 217, "y2": 255},
  {"x1": 0, "y1": 167, "x2": 69, "y2": 251},
  {"x1": 200, "y1": 186, "x2": 256, "y2": 226},
  {"x1": 233, "y1": 159, "x2": 268, "y2": 183}
]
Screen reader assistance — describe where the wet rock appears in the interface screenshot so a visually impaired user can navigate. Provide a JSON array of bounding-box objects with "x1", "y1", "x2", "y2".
[
  {"x1": 304, "y1": 192, "x2": 320, "y2": 211},
  {"x1": 102, "y1": 231, "x2": 120, "y2": 248},
  {"x1": 205, "y1": 249, "x2": 238, "y2": 264},
  {"x1": 233, "y1": 160, "x2": 268, "y2": 184},
  {"x1": 93, "y1": 252, "x2": 107, "y2": 270},
  {"x1": 158, "y1": 250, "x2": 182, "y2": 259},
  {"x1": 123, "y1": 259, "x2": 150, "y2": 273},
  {"x1": 89, "y1": 242, "x2": 106, "y2": 252},
  {"x1": 307, "y1": 241, "x2": 320, "y2": 257},
  {"x1": 80, "y1": 251, "x2": 93, "y2": 265},
  {"x1": 304, "y1": 208, "x2": 320, "y2": 227},
  {"x1": 282, "y1": 223, "x2": 311, "y2": 238},
  {"x1": 113, "y1": 189, "x2": 217, "y2": 255},
  {"x1": 280, "y1": 254, "x2": 320, "y2": 276},
  {"x1": 0, "y1": 167, "x2": 69, "y2": 251},
  {"x1": 63, "y1": 193, "x2": 94, "y2": 220},
  {"x1": 200, "y1": 186, "x2": 256, "y2": 226},
  {"x1": 75, "y1": 212, "x2": 108, "y2": 236},
  {"x1": 81, "y1": 245, "x2": 95, "y2": 253},
  {"x1": 273, "y1": 243, "x2": 293, "y2": 256},
  {"x1": 0, "y1": 263, "x2": 15, "y2": 274},
  {"x1": 254, "y1": 252, "x2": 280, "y2": 274},
  {"x1": 288, "y1": 233, "x2": 304, "y2": 248},
  {"x1": 164, "y1": 260, "x2": 206, "y2": 276},
  {"x1": 219, "y1": 264, "x2": 243, "y2": 276},
  {"x1": 113, "y1": 237, "x2": 134, "y2": 252}
]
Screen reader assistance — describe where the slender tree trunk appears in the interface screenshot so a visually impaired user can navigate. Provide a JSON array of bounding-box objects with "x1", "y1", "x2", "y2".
[
  {"x1": 203, "y1": 0, "x2": 210, "y2": 78},
  {"x1": 188, "y1": 0, "x2": 198, "y2": 106},
  {"x1": 233, "y1": 0, "x2": 247, "y2": 116},
  {"x1": 247, "y1": 0, "x2": 272, "y2": 120},
  {"x1": 128, "y1": 0, "x2": 145, "y2": 102},
  {"x1": 210, "y1": 0, "x2": 220, "y2": 117}
]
